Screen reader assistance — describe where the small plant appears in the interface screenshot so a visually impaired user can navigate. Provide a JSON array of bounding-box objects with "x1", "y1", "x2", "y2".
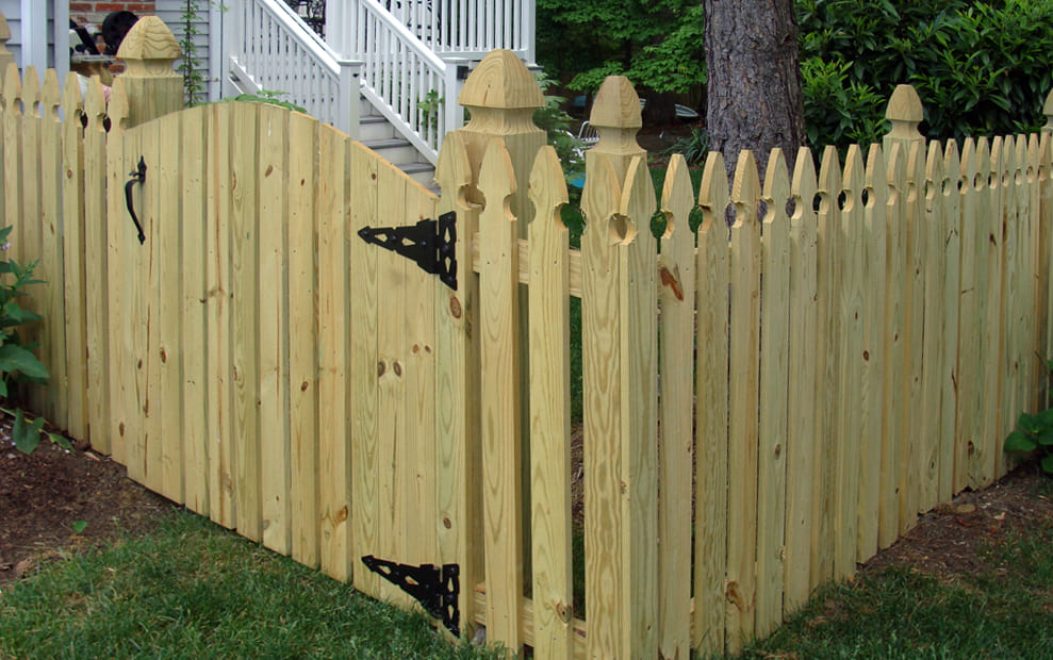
[
  {"x1": 1004, "y1": 381, "x2": 1053, "y2": 475},
  {"x1": 417, "y1": 89, "x2": 443, "y2": 132},
  {"x1": 665, "y1": 127, "x2": 709, "y2": 166},
  {"x1": 0, "y1": 225, "x2": 63, "y2": 455},
  {"x1": 223, "y1": 89, "x2": 306, "y2": 113}
]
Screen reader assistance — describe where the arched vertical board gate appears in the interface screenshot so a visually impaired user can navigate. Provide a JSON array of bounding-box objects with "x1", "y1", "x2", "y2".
[{"x1": 106, "y1": 100, "x2": 466, "y2": 630}]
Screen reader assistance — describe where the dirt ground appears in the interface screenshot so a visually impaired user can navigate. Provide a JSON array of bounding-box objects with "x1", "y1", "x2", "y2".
[{"x1": 0, "y1": 425, "x2": 173, "y2": 585}]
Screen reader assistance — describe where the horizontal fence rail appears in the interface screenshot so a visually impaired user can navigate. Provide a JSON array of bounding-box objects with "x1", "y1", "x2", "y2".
[{"x1": 3, "y1": 18, "x2": 1052, "y2": 657}]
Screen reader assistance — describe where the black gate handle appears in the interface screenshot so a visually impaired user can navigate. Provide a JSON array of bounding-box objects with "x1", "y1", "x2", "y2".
[{"x1": 125, "y1": 157, "x2": 147, "y2": 244}]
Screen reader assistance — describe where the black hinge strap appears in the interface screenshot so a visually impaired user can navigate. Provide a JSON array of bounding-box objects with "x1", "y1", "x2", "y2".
[
  {"x1": 361, "y1": 555, "x2": 460, "y2": 637},
  {"x1": 357, "y1": 211, "x2": 457, "y2": 290}
]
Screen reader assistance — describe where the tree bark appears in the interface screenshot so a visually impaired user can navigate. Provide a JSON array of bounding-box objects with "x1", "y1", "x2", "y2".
[{"x1": 704, "y1": 0, "x2": 805, "y2": 179}]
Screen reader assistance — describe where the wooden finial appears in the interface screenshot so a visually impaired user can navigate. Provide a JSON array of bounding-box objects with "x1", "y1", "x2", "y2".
[
  {"x1": 588, "y1": 76, "x2": 644, "y2": 176},
  {"x1": 459, "y1": 50, "x2": 544, "y2": 110},
  {"x1": 115, "y1": 16, "x2": 183, "y2": 127},
  {"x1": 116, "y1": 16, "x2": 182, "y2": 77},
  {"x1": 0, "y1": 13, "x2": 12, "y2": 74},
  {"x1": 884, "y1": 85, "x2": 925, "y2": 146}
]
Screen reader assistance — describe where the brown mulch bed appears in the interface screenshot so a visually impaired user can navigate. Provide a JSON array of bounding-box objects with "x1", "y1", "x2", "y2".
[
  {"x1": 0, "y1": 430, "x2": 174, "y2": 584},
  {"x1": 864, "y1": 466, "x2": 1053, "y2": 581}
]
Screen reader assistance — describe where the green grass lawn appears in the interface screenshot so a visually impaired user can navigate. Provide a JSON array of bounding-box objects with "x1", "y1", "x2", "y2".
[
  {"x1": 743, "y1": 475, "x2": 1053, "y2": 659},
  {"x1": 0, "y1": 512, "x2": 494, "y2": 659},
  {"x1": 2, "y1": 476, "x2": 1053, "y2": 658}
]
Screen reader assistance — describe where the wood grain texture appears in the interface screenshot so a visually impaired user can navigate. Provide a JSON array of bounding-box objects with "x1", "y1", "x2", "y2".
[
  {"x1": 619, "y1": 156, "x2": 659, "y2": 659},
  {"x1": 526, "y1": 146, "x2": 574, "y2": 658},
  {"x1": 918, "y1": 141, "x2": 944, "y2": 515},
  {"x1": 955, "y1": 139, "x2": 980, "y2": 495},
  {"x1": 938, "y1": 140, "x2": 961, "y2": 504},
  {"x1": 349, "y1": 143, "x2": 381, "y2": 598},
  {"x1": 478, "y1": 139, "x2": 523, "y2": 651},
  {"x1": 181, "y1": 106, "x2": 210, "y2": 516},
  {"x1": 60, "y1": 72, "x2": 89, "y2": 442},
  {"x1": 231, "y1": 103, "x2": 261, "y2": 541},
  {"x1": 434, "y1": 131, "x2": 482, "y2": 633},
  {"x1": 40, "y1": 70, "x2": 67, "y2": 426},
  {"x1": 206, "y1": 104, "x2": 235, "y2": 528},
  {"x1": 858, "y1": 144, "x2": 888, "y2": 563},
  {"x1": 288, "y1": 112, "x2": 319, "y2": 568},
  {"x1": 727, "y1": 150, "x2": 761, "y2": 652},
  {"x1": 900, "y1": 142, "x2": 925, "y2": 534},
  {"x1": 756, "y1": 149, "x2": 790, "y2": 638},
  {"x1": 835, "y1": 145, "x2": 865, "y2": 579},
  {"x1": 812, "y1": 147, "x2": 842, "y2": 587},
  {"x1": 657, "y1": 154, "x2": 696, "y2": 660},
  {"x1": 784, "y1": 147, "x2": 818, "y2": 611},
  {"x1": 693, "y1": 151, "x2": 730, "y2": 656},
  {"x1": 879, "y1": 144, "x2": 906, "y2": 549},
  {"x1": 258, "y1": 104, "x2": 290, "y2": 554},
  {"x1": 317, "y1": 126, "x2": 351, "y2": 582}
]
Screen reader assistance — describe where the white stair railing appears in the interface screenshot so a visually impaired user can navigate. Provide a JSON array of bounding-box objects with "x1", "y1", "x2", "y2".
[
  {"x1": 227, "y1": 0, "x2": 361, "y2": 135},
  {"x1": 342, "y1": 0, "x2": 465, "y2": 163},
  {"x1": 378, "y1": 0, "x2": 535, "y2": 60}
]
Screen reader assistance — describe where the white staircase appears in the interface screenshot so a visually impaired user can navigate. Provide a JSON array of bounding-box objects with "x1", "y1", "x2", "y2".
[{"x1": 225, "y1": 0, "x2": 535, "y2": 187}]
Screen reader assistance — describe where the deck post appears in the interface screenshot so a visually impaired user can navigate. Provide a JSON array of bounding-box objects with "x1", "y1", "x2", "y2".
[{"x1": 115, "y1": 16, "x2": 184, "y2": 128}]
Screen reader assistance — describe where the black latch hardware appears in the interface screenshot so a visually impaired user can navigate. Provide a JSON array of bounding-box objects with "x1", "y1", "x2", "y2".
[
  {"x1": 357, "y1": 212, "x2": 457, "y2": 290},
  {"x1": 361, "y1": 555, "x2": 460, "y2": 637},
  {"x1": 124, "y1": 156, "x2": 147, "y2": 245}
]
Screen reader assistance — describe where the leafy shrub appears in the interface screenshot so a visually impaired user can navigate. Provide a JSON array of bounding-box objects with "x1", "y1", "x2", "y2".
[
  {"x1": 533, "y1": 72, "x2": 586, "y2": 174},
  {"x1": 798, "y1": 0, "x2": 1053, "y2": 150},
  {"x1": 664, "y1": 127, "x2": 710, "y2": 166}
]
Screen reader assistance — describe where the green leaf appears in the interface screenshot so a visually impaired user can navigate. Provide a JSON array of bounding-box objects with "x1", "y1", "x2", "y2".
[
  {"x1": 49, "y1": 432, "x2": 73, "y2": 451},
  {"x1": 1039, "y1": 430, "x2": 1053, "y2": 447},
  {"x1": 1042, "y1": 454, "x2": 1053, "y2": 475},
  {"x1": 71, "y1": 520, "x2": 88, "y2": 534},
  {"x1": 1004, "y1": 430, "x2": 1037, "y2": 453},
  {"x1": 0, "y1": 344, "x2": 49, "y2": 380},
  {"x1": 1018, "y1": 412, "x2": 1042, "y2": 435},
  {"x1": 12, "y1": 409, "x2": 39, "y2": 454}
]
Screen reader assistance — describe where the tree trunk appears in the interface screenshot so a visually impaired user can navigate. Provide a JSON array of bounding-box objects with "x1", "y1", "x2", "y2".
[{"x1": 704, "y1": 0, "x2": 805, "y2": 180}]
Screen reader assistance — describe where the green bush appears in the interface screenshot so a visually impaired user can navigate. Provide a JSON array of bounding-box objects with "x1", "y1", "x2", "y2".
[
  {"x1": 798, "y1": 0, "x2": 1053, "y2": 150},
  {"x1": 0, "y1": 225, "x2": 60, "y2": 454}
]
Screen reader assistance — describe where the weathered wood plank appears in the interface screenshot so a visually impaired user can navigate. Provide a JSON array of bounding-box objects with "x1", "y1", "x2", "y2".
[
  {"x1": 938, "y1": 141, "x2": 961, "y2": 504},
  {"x1": 61, "y1": 72, "x2": 88, "y2": 442}
]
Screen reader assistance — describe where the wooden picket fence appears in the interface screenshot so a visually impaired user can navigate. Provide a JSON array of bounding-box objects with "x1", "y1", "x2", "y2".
[{"x1": 3, "y1": 14, "x2": 1052, "y2": 659}]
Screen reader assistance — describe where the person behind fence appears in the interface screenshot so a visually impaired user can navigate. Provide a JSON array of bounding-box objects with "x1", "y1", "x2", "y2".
[{"x1": 70, "y1": 11, "x2": 140, "y2": 103}]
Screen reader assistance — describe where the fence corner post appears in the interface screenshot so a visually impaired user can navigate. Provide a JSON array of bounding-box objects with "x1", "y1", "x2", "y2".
[
  {"x1": 115, "y1": 16, "x2": 184, "y2": 128},
  {"x1": 0, "y1": 13, "x2": 12, "y2": 74},
  {"x1": 883, "y1": 84, "x2": 925, "y2": 157},
  {"x1": 455, "y1": 50, "x2": 545, "y2": 655}
]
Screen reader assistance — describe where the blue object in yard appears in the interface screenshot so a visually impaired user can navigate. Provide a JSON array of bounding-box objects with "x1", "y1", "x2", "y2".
[{"x1": 568, "y1": 173, "x2": 586, "y2": 190}]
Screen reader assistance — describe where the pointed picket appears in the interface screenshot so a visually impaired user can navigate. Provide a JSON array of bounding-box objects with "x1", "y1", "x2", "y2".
[
  {"x1": 938, "y1": 140, "x2": 961, "y2": 505},
  {"x1": 918, "y1": 141, "x2": 945, "y2": 514},
  {"x1": 784, "y1": 147, "x2": 818, "y2": 611},
  {"x1": 693, "y1": 151, "x2": 730, "y2": 657}
]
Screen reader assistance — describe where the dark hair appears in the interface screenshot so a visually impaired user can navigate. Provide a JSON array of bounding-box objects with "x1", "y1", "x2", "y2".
[{"x1": 101, "y1": 11, "x2": 139, "y2": 56}]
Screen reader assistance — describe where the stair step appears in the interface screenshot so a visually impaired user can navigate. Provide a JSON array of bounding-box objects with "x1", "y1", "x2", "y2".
[
  {"x1": 360, "y1": 137, "x2": 421, "y2": 165},
  {"x1": 398, "y1": 161, "x2": 436, "y2": 189},
  {"x1": 359, "y1": 115, "x2": 395, "y2": 141}
]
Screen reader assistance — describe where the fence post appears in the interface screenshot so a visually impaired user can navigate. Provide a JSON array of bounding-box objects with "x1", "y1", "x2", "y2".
[
  {"x1": 0, "y1": 13, "x2": 12, "y2": 73},
  {"x1": 456, "y1": 49, "x2": 545, "y2": 656},
  {"x1": 115, "y1": 16, "x2": 184, "y2": 128},
  {"x1": 580, "y1": 75, "x2": 659, "y2": 658},
  {"x1": 883, "y1": 84, "x2": 925, "y2": 160}
]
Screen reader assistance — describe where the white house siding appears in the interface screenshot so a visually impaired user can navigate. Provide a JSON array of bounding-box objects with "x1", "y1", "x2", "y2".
[
  {"x1": 1, "y1": 1, "x2": 70, "y2": 81},
  {"x1": 155, "y1": 0, "x2": 216, "y2": 101}
]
